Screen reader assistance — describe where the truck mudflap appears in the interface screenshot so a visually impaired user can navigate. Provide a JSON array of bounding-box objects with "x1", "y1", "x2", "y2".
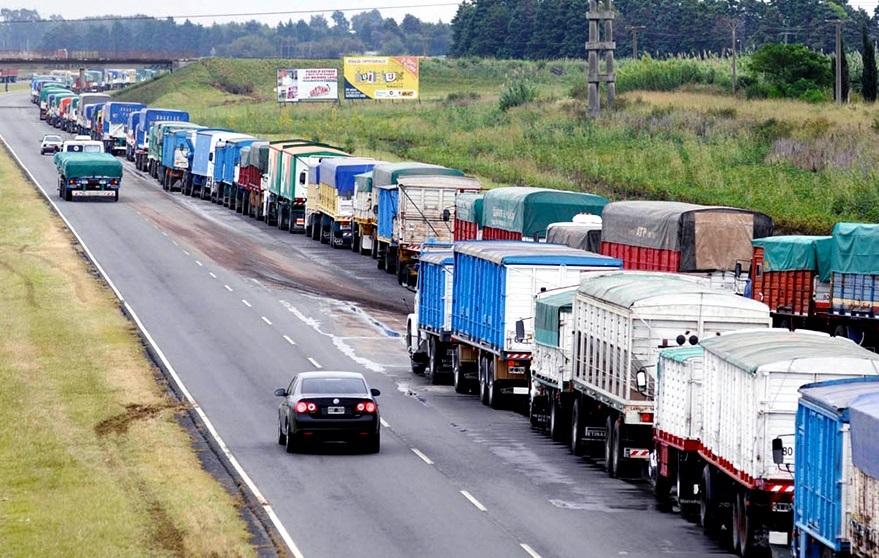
[{"x1": 623, "y1": 448, "x2": 650, "y2": 459}]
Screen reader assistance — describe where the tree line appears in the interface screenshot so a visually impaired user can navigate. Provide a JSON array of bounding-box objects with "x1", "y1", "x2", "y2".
[
  {"x1": 0, "y1": 8, "x2": 451, "y2": 58},
  {"x1": 451, "y1": 0, "x2": 879, "y2": 59}
]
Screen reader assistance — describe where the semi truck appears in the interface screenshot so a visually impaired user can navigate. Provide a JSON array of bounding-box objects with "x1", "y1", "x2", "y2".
[
  {"x1": 160, "y1": 125, "x2": 217, "y2": 192},
  {"x1": 312, "y1": 158, "x2": 378, "y2": 248},
  {"x1": 274, "y1": 143, "x2": 348, "y2": 232},
  {"x1": 54, "y1": 152, "x2": 123, "y2": 202},
  {"x1": 61, "y1": 97, "x2": 80, "y2": 133},
  {"x1": 186, "y1": 130, "x2": 249, "y2": 200},
  {"x1": 75, "y1": 93, "x2": 110, "y2": 134},
  {"x1": 567, "y1": 272, "x2": 771, "y2": 479},
  {"x1": 793, "y1": 377, "x2": 879, "y2": 558},
  {"x1": 599, "y1": 201, "x2": 774, "y2": 294},
  {"x1": 449, "y1": 242, "x2": 622, "y2": 405},
  {"x1": 38, "y1": 85, "x2": 69, "y2": 118},
  {"x1": 353, "y1": 172, "x2": 376, "y2": 256},
  {"x1": 100, "y1": 102, "x2": 145, "y2": 154},
  {"x1": 125, "y1": 110, "x2": 143, "y2": 161},
  {"x1": 235, "y1": 142, "x2": 269, "y2": 218},
  {"x1": 376, "y1": 174, "x2": 482, "y2": 286},
  {"x1": 481, "y1": 187, "x2": 607, "y2": 241},
  {"x1": 149, "y1": 121, "x2": 203, "y2": 182},
  {"x1": 454, "y1": 192, "x2": 483, "y2": 241},
  {"x1": 408, "y1": 249, "x2": 455, "y2": 384},
  {"x1": 215, "y1": 136, "x2": 260, "y2": 206},
  {"x1": 134, "y1": 109, "x2": 190, "y2": 172}
]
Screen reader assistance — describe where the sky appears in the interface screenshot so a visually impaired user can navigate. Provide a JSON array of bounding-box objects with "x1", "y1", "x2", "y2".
[{"x1": 15, "y1": 0, "x2": 462, "y2": 25}]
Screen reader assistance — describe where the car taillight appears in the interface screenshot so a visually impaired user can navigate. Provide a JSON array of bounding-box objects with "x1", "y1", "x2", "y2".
[
  {"x1": 356, "y1": 401, "x2": 377, "y2": 413},
  {"x1": 295, "y1": 401, "x2": 317, "y2": 414}
]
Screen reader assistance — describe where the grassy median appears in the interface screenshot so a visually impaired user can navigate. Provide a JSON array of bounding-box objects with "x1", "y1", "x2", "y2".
[{"x1": 0, "y1": 146, "x2": 255, "y2": 555}]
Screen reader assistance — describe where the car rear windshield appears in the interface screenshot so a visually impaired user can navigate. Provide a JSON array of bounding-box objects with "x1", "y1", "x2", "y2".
[{"x1": 301, "y1": 377, "x2": 367, "y2": 395}]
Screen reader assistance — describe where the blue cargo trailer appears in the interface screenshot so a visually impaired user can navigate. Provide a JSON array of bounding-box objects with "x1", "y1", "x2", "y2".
[
  {"x1": 134, "y1": 109, "x2": 189, "y2": 172},
  {"x1": 100, "y1": 102, "x2": 144, "y2": 154},
  {"x1": 408, "y1": 249, "x2": 455, "y2": 383},
  {"x1": 126, "y1": 110, "x2": 144, "y2": 161},
  {"x1": 187, "y1": 129, "x2": 245, "y2": 200},
  {"x1": 216, "y1": 137, "x2": 260, "y2": 207},
  {"x1": 157, "y1": 124, "x2": 206, "y2": 191},
  {"x1": 795, "y1": 377, "x2": 879, "y2": 557},
  {"x1": 448, "y1": 241, "x2": 621, "y2": 403}
]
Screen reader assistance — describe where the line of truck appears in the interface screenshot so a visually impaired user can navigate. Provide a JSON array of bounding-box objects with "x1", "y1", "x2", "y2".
[{"x1": 28, "y1": 73, "x2": 879, "y2": 558}]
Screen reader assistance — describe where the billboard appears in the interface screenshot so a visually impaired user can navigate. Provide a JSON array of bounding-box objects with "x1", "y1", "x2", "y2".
[
  {"x1": 276, "y1": 68, "x2": 338, "y2": 103},
  {"x1": 342, "y1": 56, "x2": 419, "y2": 100}
]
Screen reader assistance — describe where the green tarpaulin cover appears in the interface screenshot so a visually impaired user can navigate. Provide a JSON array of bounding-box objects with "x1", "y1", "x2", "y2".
[
  {"x1": 659, "y1": 346, "x2": 704, "y2": 364},
  {"x1": 54, "y1": 153, "x2": 123, "y2": 179},
  {"x1": 456, "y1": 192, "x2": 484, "y2": 224},
  {"x1": 535, "y1": 289, "x2": 575, "y2": 347},
  {"x1": 830, "y1": 223, "x2": 879, "y2": 275},
  {"x1": 371, "y1": 162, "x2": 463, "y2": 188},
  {"x1": 355, "y1": 173, "x2": 373, "y2": 193},
  {"x1": 752, "y1": 235, "x2": 831, "y2": 275},
  {"x1": 482, "y1": 187, "x2": 608, "y2": 238}
]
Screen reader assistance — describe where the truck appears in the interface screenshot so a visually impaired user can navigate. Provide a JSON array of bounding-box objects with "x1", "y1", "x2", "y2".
[
  {"x1": 263, "y1": 140, "x2": 310, "y2": 225},
  {"x1": 371, "y1": 162, "x2": 465, "y2": 272},
  {"x1": 449, "y1": 241, "x2": 622, "y2": 406},
  {"x1": 53, "y1": 152, "x2": 123, "y2": 202},
  {"x1": 160, "y1": 125, "x2": 215, "y2": 192},
  {"x1": 40, "y1": 87, "x2": 70, "y2": 120},
  {"x1": 794, "y1": 377, "x2": 879, "y2": 558},
  {"x1": 408, "y1": 249, "x2": 455, "y2": 384},
  {"x1": 134, "y1": 109, "x2": 190, "y2": 172},
  {"x1": 186, "y1": 130, "x2": 246, "y2": 200},
  {"x1": 312, "y1": 158, "x2": 378, "y2": 248},
  {"x1": 273, "y1": 143, "x2": 348, "y2": 232},
  {"x1": 567, "y1": 272, "x2": 771, "y2": 478},
  {"x1": 481, "y1": 187, "x2": 607, "y2": 241},
  {"x1": 235, "y1": 141, "x2": 269, "y2": 218},
  {"x1": 545, "y1": 217, "x2": 603, "y2": 253},
  {"x1": 750, "y1": 235, "x2": 832, "y2": 330},
  {"x1": 377, "y1": 175, "x2": 482, "y2": 286},
  {"x1": 454, "y1": 192, "x2": 483, "y2": 241},
  {"x1": 100, "y1": 102, "x2": 145, "y2": 154},
  {"x1": 849, "y1": 392, "x2": 879, "y2": 558},
  {"x1": 215, "y1": 136, "x2": 261, "y2": 207},
  {"x1": 352, "y1": 172, "x2": 375, "y2": 255},
  {"x1": 149, "y1": 122, "x2": 203, "y2": 183},
  {"x1": 125, "y1": 109, "x2": 143, "y2": 161},
  {"x1": 689, "y1": 330, "x2": 879, "y2": 556},
  {"x1": 31, "y1": 77, "x2": 64, "y2": 104},
  {"x1": 76, "y1": 93, "x2": 111, "y2": 134},
  {"x1": 61, "y1": 97, "x2": 80, "y2": 133},
  {"x1": 599, "y1": 201, "x2": 774, "y2": 294},
  {"x1": 207, "y1": 133, "x2": 255, "y2": 203},
  {"x1": 46, "y1": 92, "x2": 76, "y2": 127},
  {"x1": 53, "y1": 96, "x2": 75, "y2": 128}
]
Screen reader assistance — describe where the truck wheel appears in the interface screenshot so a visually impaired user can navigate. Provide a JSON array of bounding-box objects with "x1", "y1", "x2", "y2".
[
  {"x1": 427, "y1": 338, "x2": 442, "y2": 385},
  {"x1": 64, "y1": 186, "x2": 72, "y2": 202},
  {"x1": 700, "y1": 465, "x2": 720, "y2": 535},
  {"x1": 550, "y1": 398, "x2": 568, "y2": 442},
  {"x1": 351, "y1": 228, "x2": 360, "y2": 252},
  {"x1": 737, "y1": 492, "x2": 771, "y2": 558},
  {"x1": 528, "y1": 392, "x2": 541, "y2": 427},
  {"x1": 570, "y1": 399, "x2": 585, "y2": 456},
  {"x1": 453, "y1": 364, "x2": 468, "y2": 394},
  {"x1": 653, "y1": 464, "x2": 673, "y2": 506},
  {"x1": 605, "y1": 416, "x2": 621, "y2": 478},
  {"x1": 114, "y1": 191, "x2": 119, "y2": 202},
  {"x1": 370, "y1": 236, "x2": 378, "y2": 259},
  {"x1": 479, "y1": 358, "x2": 489, "y2": 406}
]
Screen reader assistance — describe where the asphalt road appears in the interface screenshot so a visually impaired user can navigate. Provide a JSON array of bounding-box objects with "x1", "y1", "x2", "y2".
[{"x1": 2, "y1": 91, "x2": 742, "y2": 558}]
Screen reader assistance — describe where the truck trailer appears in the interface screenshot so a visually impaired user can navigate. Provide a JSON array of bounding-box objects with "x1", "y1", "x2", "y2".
[
  {"x1": 273, "y1": 143, "x2": 347, "y2": 232},
  {"x1": 100, "y1": 102, "x2": 145, "y2": 154},
  {"x1": 215, "y1": 136, "x2": 260, "y2": 206},
  {"x1": 236, "y1": 142, "x2": 269, "y2": 218},
  {"x1": 454, "y1": 192, "x2": 484, "y2": 241},
  {"x1": 352, "y1": 172, "x2": 376, "y2": 255},
  {"x1": 481, "y1": 187, "x2": 607, "y2": 241},
  {"x1": 134, "y1": 109, "x2": 190, "y2": 172},
  {"x1": 54, "y1": 152, "x2": 123, "y2": 202},
  {"x1": 76, "y1": 93, "x2": 111, "y2": 134},
  {"x1": 312, "y1": 158, "x2": 378, "y2": 248}
]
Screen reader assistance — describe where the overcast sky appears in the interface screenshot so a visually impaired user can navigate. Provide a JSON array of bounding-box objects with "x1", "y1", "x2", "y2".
[
  {"x1": 19, "y1": 1, "x2": 462, "y2": 25},
  {"x1": 14, "y1": 0, "x2": 879, "y2": 26}
]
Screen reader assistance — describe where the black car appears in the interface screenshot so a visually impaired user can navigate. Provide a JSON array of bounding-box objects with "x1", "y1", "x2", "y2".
[{"x1": 275, "y1": 371, "x2": 381, "y2": 453}]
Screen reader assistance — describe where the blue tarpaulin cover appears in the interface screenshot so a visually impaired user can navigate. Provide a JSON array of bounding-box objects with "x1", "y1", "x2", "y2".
[{"x1": 850, "y1": 391, "x2": 879, "y2": 480}]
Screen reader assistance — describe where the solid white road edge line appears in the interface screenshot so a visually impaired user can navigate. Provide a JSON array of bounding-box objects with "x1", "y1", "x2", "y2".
[
  {"x1": 261, "y1": 316, "x2": 272, "y2": 326},
  {"x1": 411, "y1": 448, "x2": 434, "y2": 465},
  {"x1": 283, "y1": 335, "x2": 296, "y2": 346},
  {"x1": 307, "y1": 357, "x2": 322, "y2": 369},
  {"x1": 0, "y1": 133, "x2": 305, "y2": 558},
  {"x1": 460, "y1": 490, "x2": 487, "y2": 512},
  {"x1": 242, "y1": 299, "x2": 252, "y2": 307},
  {"x1": 520, "y1": 543, "x2": 542, "y2": 558}
]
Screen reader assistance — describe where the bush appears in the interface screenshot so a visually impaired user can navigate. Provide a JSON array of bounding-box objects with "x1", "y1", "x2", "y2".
[
  {"x1": 747, "y1": 44, "x2": 832, "y2": 100},
  {"x1": 617, "y1": 55, "x2": 732, "y2": 93},
  {"x1": 498, "y1": 81, "x2": 537, "y2": 111}
]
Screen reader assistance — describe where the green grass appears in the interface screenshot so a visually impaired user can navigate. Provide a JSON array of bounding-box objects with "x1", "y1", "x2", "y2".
[
  {"x1": 0, "y1": 146, "x2": 255, "y2": 556},
  {"x1": 118, "y1": 57, "x2": 879, "y2": 234}
]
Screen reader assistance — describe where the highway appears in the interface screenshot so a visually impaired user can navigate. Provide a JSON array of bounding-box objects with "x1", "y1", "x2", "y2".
[{"x1": 1, "y1": 91, "x2": 737, "y2": 558}]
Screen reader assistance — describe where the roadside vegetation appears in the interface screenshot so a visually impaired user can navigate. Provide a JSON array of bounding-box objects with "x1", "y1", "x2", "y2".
[
  {"x1": 118, "y1": 56, "x2": 879, "y2": 234},
  {"x1": 0, "y1": 146, "x2": 255, "y2": 556}
]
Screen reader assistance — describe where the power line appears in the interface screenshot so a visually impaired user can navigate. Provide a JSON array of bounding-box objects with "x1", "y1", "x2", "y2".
[{"x1": 0, "y1": 3, "x2": 462, "y2": 25}]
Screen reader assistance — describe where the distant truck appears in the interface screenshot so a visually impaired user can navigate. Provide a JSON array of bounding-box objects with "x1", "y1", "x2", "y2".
[
  {"x1": 125, "y1": 109, "x2": 143, "y2": 161},
  {"x1": 312, "y1": 158, "x2": 378, "y2": 248},
  {"x1": 134, "y1": 109, "x2": 190, "y2": 172},
  {"x1": 235, "y1": 141, "x2": 269, "y2": 218},
  {"x1": 38, "y1": 85, "x2": 69, "y2": 118},
  {"x1": 271, "y1": 142, "x2": 348, "y2": 232},
  {"x1": 187, "y1": 130, "x2": 251, "y2": 200},
  {"x1": 158, "y1": 124, "x2": 208, "y2": 191},
  {"x1": 377, "y1": 174, "x2": 482, "y2": 286},
  {"x1": 214, "y1": 136, "x2": 260, "y2": 206},
  {"x1": 480, "y1": 187, "x2": 607, "y2": 241},
  {"x1": 545, "y1": 216, "x2": 603, "y2": 252},
  {"x1": 149, "y1": 121, "x2": 203, "y2": 182},
  {"x1": 352, "y1": 172, "x2": 376, "y2": 255},
  {"x1": 453, "y1": 192, "x2": 483, "y2": 241},
  {"x1": 793, "y1": 377, "x2": 879, "y2": 558},
  {"x1": 100, "y1": 102, "x2": 145, "y2": 154},
  {"x1": 54, "y1": 152, "x2": 123, "y2": 202},
  {"x1": 446, "y1": 242, "x2": 621, "y2": 404},
  {"x1": 76, "y1": 93, "x2": 111, "y2": 134}
]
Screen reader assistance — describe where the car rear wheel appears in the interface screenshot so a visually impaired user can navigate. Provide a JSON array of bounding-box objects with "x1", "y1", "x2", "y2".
[
  {"x1": 277, "y1": 419, "x2": 287, "y2": 445},
  {"x1": 284, "y1": 420, "x2": 297, "y2": 454}
]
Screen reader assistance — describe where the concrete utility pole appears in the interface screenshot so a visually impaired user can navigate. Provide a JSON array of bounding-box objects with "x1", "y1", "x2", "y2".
[
  {"x1": 630, "y1": 25, "x2": 646, "y2": 58},
  {"x1": 720, "y1": 18, "x2": 741, "y2": 95},
  {"x1": 829, "y1": 19, "x2": 844, "y2": 104},
  {"x1": 586, "y1": 0, "x2": 616, "y2": 117}
]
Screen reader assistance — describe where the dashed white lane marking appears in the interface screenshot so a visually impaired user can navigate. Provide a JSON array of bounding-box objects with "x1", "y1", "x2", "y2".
[
  {"x1": 283, "y1": 335, "x2": 296, "y2": 346},
  {"x1": 411, "y1": 448, "x2": 434, "y2": 465},
  {"x1": 161, "y1": 231, "x2": 168, "y2": 237},
  {"x1": 224, "y1": 285, "x2": 233, "y2": 292},
  {"x1": 183, "y1": 250, "x2": 190, "y2": 256},
  {"x1": 307, "y1": 357, "x2": 322, "y2": 369},
  {"x1": 520, "y1": 543, "x2": 542, "y2": 558},
  {"x1": 172, "y1": 240, "x2": 178, "y2": 246},
  {"x1": 242, "y1": 299, "x2": 252, "y2": 308},
  {"x1": 209, "y1": 272, "x2": 217, "y2": 279},
  {"x1": 460, "y1": 490, "x2": 487, "y2": 512},
  {"x1": 380, "y1": 417, "x2": 390, "y2": 428},
  {"x1": 261, "y1": 316, "x2": 272, "y2": 325},
  {"x1": 195, "y1": 260, "x2": 203, "y2": 267}
]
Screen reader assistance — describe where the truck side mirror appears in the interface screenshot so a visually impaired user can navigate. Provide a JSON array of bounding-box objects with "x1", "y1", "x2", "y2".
[
  {"x1": 208, "y1": 153, "x2": 213, "y2": 161},
  {"x1": 635, "y1": 368, "x2": 648, "y2": 393},
  {"x1": 442, "y1": 208, "x2": 451, "y2": 222},
  {"x1": 515, "y1": 319, "x2": 525, "y2": 343},
  {"x1": 772, "y1": 437, "x2": 784, "y2": 465},
  {"x1": 373, "y1": 204, "x2": 378, "y2": 215}
]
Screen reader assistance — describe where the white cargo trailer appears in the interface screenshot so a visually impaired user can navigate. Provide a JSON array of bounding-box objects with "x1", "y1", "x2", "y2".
[
  {"x1": 568, "y1": 271, "x2": 772, "y2": 480},
  {"x1": 694, "y1": 329, "x2": 879, "y2": 557}
]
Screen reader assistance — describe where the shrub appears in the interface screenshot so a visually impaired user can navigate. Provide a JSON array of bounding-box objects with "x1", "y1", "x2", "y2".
[
  {"x1": 498, "y1": 81, "x2": 537, "y2": 111},
  {"x1": 617, "y1": 55, "x2": 732, "y2": 93},
  {"x1": 747, "y1": 44, "x2": 832, "y2": 99}
]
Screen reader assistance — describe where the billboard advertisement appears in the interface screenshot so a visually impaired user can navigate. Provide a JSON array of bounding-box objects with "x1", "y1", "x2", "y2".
[
  {"x1": 342, "y1": 56, "x2": 419, "y2": 100},
  {"x1": 276, "y1": 68, "x2": 338, "y2": 102}
]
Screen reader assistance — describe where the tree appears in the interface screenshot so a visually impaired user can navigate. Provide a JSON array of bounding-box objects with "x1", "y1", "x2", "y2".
[
  {"x1": 749, "y1": 43, "x2": 833, "y2": 95},
  {"x1": 331, "y1": 11, "x2": 349, "y2": 34},
  {"x1": 863, "y1": 26, "x2": 877, "y2": 102}
]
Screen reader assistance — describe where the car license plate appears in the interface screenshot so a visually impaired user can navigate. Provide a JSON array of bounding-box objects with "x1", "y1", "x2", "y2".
[{"x1": 327, "y1": 406, "x2": 345, "y2": 415}]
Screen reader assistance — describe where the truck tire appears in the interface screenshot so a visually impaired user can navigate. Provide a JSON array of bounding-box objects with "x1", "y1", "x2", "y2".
[
  {"x1": 64, "y1": 186, "x2": 72, "y2": 202},
  {"x1": 570, "y1": 399, "x2": 585, "y2": 456},
  {"x1": 351, "y1": 227, "x2": 360, "y2": 252},
  {"x1": 487, "y1": 361, "x2": 503, "y2": 409},
  {"x1": 114, "y1": 191, "x2": 119, "y2": 202},
  {"x1": 549, "y1": 398, "x2": 568, "y2": 442},
  {"x1": 700, "y1": 465, "x2": 720, "y2": 535},
  {"x1": 735, "y1": 492, "x2": 771, "y2": 558},
  {"x1": 677, "y1": 454, "x2": 701, "y2": 520},
  {"x1": 479, "y1": 358, "x2": 489, "y2": 406},
  {"x1": 370, "y1": 235, "x2": 378, "y2": 259},
  {"x1": 605, "y1": 416, "x2": 621, "y2": 478},
  {"x1": 453, "y1": 364, "x2": 468, "y2": 394},
  {"x1": 528, "y1": 391, "x2": 541, "y2": 427}
]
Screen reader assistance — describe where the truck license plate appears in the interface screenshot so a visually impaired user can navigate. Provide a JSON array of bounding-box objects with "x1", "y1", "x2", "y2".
[
  {"x1": 327, "y1": 407, "x2": 345, "y2": 415},
  {"x1": 72, "y1": 190, "x2": 115, "y2": 197},
  {"x1": 508, "y1": 366, "x2": 526, "y2": 375},
  {"x1": 584, "y1": 427, "x2": 606, "y2": 439}
]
